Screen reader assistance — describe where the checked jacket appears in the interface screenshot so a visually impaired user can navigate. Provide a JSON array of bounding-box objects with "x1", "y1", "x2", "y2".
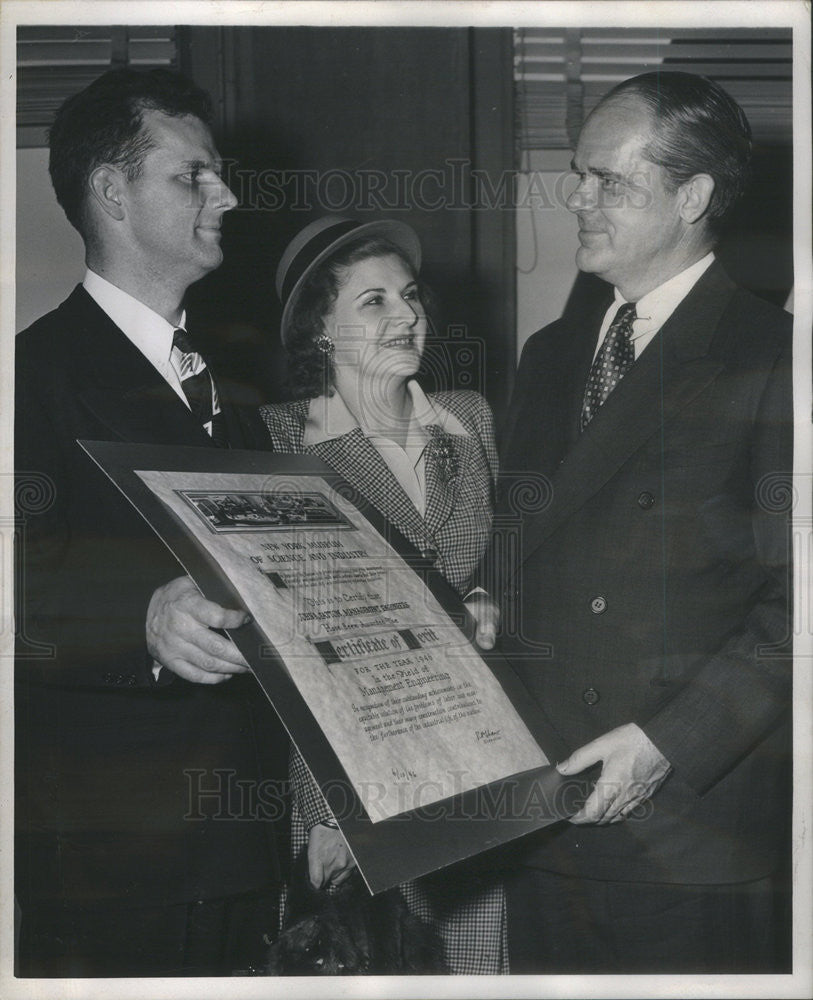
[{"x1": 260, "y1": 386, "x2": 506, "y2": 974}]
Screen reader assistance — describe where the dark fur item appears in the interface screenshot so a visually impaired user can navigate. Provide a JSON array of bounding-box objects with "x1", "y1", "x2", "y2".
[{"x1": 266, "y1": 853, "x2": 447, "y2": 975}]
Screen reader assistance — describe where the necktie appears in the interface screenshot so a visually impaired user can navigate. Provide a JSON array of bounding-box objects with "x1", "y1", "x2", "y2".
[
  {"x1": 580, "y1": 302, "x2": 637, "y2": 431},
  {"x1": 171, "y1": 328, "x2": 227, "y2": 446}
]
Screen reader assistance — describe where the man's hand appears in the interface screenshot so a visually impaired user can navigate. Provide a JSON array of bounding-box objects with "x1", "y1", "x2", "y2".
[
  {"x1": 556, "y1": 723, "x2": 672, "y2": 825},
  {"x1": 464, "y1": 591, "x2": 500, "y2": 650},
  {"x1": 307, "y1": 823, "x2": 356, "y2": 889},
  {"x1": 146, "y1": 575, "x2": 250, "y2": 684}
]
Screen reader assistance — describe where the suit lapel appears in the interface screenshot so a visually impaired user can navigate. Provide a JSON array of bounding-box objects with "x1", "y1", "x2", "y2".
[
  {"x1": 303, "y1": 402, "x2": 480, "y2": 551},
  {"x1": 514, "y1": 262, "x2": 735, "y2": 573},
  {"x1": 306, "y1": 429, "x2": 430, "y2": 549},
  {"x1": 501, "y1": 292, "x2": 611, "y2": 479},
  {"x1": 564, "y1": 296, "x2": 613, "y2": 451},
  {"x1": 215, "y1": 379, "x2": 273, "y2": 451},
  {"x1": 68, "y1": 287, "x2": 216, "y2": 447},
  {"x1": 80, "y1": 381, "x2": 213, "y2": 447}
]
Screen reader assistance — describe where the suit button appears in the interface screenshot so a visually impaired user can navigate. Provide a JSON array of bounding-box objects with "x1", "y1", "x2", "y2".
[
  {"x1": 582, "y1": 687, "x2": 600, "y2": 706},
  {"x1": 637, "y1": 491, "x2": 656, "y2": 509},
  {"x1": 590, "y1": 596, "x2": 607, "y2": 614},
  {"x1": 503, "y1": 586, "x2": 519, "y2": 602}
]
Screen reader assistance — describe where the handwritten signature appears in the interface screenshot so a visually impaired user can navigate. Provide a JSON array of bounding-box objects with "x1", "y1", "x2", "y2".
[{"x1": 475, "y1": 728, "x2": 501, "y2": 742}]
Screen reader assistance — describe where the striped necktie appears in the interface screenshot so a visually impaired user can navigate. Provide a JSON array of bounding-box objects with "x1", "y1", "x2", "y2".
[
  {"x1": 171, "y1": 328, "x2": 227, "y2": 446},
  {"x1": 580, "y1": 302, "x2": 637, "y2": 431}
]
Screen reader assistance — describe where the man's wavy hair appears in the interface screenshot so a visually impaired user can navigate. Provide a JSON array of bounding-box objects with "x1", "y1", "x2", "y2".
[
  {"x1": 287, "y1": 235, "x2": 430, "y2": 399},
  {"x1": 49, "y1": 68, "x2": 213, "y2": 237},
  {"x1": 602, "y1": 71, "x2": 753, "y2": 235}
]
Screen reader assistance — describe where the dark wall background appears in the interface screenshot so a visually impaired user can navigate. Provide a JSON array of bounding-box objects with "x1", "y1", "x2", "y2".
[{"x1": 179, "y1": 27, "x2": 516, "y2": 417}]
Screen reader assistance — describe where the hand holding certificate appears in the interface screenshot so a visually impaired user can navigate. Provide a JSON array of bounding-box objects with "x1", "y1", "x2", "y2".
[{"x1": 82, "y1": 441, "x2": 574, "y2": 891}]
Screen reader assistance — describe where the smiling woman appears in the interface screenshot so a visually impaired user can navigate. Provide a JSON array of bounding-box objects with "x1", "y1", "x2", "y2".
[
  {"x1": 328, "y1": 254, "x2": 426, "y2": 400},
  {"x1": 260, "y1": 216, "x2": 506, "y2": 974},
  {"x1": 279, "y1": 217, "x2": 421, "y2": 395}
]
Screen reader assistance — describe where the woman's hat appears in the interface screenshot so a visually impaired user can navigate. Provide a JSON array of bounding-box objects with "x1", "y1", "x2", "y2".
[{"x1": 276, "y1": 215, "x2": 422, "y2": 347}]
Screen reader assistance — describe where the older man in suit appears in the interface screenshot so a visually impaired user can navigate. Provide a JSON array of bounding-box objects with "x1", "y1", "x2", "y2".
[
  {"x1": 499, "y1": 72, "x2": 792, "y2": 972},
  {"x1": 15, "y1": 68, "x2": 286, "y2": 976}
]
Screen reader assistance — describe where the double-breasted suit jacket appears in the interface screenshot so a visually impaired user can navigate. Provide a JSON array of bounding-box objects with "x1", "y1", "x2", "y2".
[
  {"x1": 499, "y1": 261, "x2": 793, "y2": 885},
  {"x1": 15, "y1": 286, "x2": 286, "y2": 910}
]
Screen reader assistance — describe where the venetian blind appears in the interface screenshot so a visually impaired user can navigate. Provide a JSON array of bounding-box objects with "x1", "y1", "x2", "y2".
[
  {"x1": 515, "y1": 27, "x2": 793, "y2": 152},
  {"x1": 17, "y1": 26, "x2": 178, "y2": 146}
]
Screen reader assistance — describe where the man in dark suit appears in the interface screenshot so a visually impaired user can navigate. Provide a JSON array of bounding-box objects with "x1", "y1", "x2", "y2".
[
  {"x1": 15, "y1": 69, "x2": 286, "y2": 976},
  {"x1": 498, "y1": 72, "x2": 793, "y2": 972}
]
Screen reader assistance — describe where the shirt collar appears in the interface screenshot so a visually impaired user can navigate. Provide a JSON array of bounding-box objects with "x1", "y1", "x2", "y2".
[
  {"x1": 614, "y1": 251, "x2": 715, "y2": 340},
  {"x1": 83, "y1": 269, "x2": 186, "y2": 372},
  {"x1": 303, "y1": 379, "x2": 469, "y2": 446}
]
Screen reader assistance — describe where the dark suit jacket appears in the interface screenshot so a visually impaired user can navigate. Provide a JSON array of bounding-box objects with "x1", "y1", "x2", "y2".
[
  {"x1": 499, "y1": 261, "x2": 793, "y2": 885},
  {"x1": 15, "y1": 286, "x2": 287, "y2": 908}
]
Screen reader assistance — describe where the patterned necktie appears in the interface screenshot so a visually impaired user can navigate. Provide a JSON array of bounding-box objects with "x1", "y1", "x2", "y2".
[
  {"x1": 171, "y1": 328, "x2": 227, "y2": 446},
  {"x1": 580, "y1": 302, "x2": 637, "y2": 431}
]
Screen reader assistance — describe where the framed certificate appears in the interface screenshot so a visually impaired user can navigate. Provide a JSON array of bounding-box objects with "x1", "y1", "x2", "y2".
[{"x1": 81, "y1": 439, "x2": 576, "y2": 892}]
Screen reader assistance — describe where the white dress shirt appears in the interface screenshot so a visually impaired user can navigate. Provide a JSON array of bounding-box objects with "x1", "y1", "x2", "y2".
[
  {"x1": 302, "y1": 380, "x2": 470, "y2": 517},
  {"x1": 593, "y1": 252, "x2": 716, "y2": 362},
  {"x1": 83, "y1": 269, "x2": 191, "y2": 408}
]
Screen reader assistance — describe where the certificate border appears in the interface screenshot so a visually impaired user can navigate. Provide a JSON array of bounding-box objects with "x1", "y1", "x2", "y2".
[{"x1": 80, "y1": 438, "x2": 576, "y2": 894}]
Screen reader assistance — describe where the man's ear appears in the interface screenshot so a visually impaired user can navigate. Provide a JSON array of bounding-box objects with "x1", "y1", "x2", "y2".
[
  {"x1": 678, "y1": 173, "x2": 715, "y2": 225},
  {"x1": 87, "y1": 165, "x2": 126, "y2": 222}
]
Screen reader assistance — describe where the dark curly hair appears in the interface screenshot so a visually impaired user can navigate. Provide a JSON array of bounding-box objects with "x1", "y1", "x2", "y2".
[
  {"x1": 287, "y1": 235, "x2": 428, "y2": 399},
  {"x1": 49, "y1": 68, "x2": 213, "y2": 237}
]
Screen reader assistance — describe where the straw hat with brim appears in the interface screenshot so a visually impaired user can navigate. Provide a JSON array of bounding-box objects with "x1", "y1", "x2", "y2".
[{"x1": 276, "y1": 216, "x2": 422, "y2": 348}]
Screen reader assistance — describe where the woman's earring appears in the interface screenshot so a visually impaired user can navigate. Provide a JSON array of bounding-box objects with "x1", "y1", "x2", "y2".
[{"x1": 315, "y1": 335, "x2": 335, "y2": 356}]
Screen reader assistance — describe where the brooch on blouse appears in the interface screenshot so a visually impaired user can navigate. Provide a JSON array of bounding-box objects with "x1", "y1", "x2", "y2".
[{"x1": 428, "y1": 431, "x2": 459, "y2": 489}]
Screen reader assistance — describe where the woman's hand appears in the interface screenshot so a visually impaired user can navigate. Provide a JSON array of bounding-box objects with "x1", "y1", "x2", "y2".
[
  {"x1": 307, "y1": 823, "x2": 356, "y2": 889},
  {"x1": 464, "y1": 591, "x2": 500, "y2": 650}
]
